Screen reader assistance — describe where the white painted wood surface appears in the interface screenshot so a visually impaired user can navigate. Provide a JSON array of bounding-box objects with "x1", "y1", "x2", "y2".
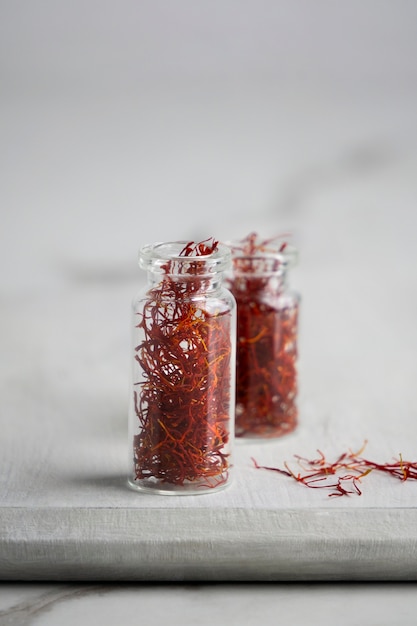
[
  {"x1": 1, "y1": 3, "x2": 417, "y2": 578},
  {"x1": 1, "y1": 179, "x2": 417, "y2": 579}
]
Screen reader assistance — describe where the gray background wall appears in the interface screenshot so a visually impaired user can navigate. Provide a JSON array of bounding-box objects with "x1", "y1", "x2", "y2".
[{"x1": 1, "y1": 1, "x2": 416, "y2": 291}]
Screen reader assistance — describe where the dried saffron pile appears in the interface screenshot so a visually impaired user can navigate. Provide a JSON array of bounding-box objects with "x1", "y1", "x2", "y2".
[
  {"x1": 228, "y1": 233, "x2": 299, "y2": 438},
  {"x1": 133, "y1": 238, "x2": 233, "y2": 489},
  {"x1": 252, "y1": 442, "x2": 417, "y2": 497}
]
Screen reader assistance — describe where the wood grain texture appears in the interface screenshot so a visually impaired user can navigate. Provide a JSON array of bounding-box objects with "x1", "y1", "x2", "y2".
[
  {"x1": 1, "y1": 125, "x2": 416, "y2": 581},
  {"x1": 2, "y1": 507, "x2": 417, "y2": 581}
]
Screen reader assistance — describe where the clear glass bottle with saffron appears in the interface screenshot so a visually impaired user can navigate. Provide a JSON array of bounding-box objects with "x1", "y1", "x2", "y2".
[
  {"x1": 128, "y1": 239, "x2": 236, "y2": 494},
  {"x1": 227, "y1": 233, "x2": 299, "y2": 439}
]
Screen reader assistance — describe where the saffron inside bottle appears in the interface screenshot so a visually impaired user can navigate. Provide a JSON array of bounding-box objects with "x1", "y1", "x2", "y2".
[
  {"x1": 128, "y1": 239, "x2": 236, "y2": 494},
  {"x1": 227, "y1": 234, "x2": 299, "y2": 439}
]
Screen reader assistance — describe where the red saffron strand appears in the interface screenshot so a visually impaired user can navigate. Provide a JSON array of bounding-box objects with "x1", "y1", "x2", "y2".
[
  {"x1": 133, "y1": 238, "x2": 232, "y2": 489},
  {"x1": 227, "y1": 233, "x2": 298, "y2": 438},
  {"x1": 179, "y1": 237, "x2": 219, "y2": 257},
  {"x1": 252, "y1": 443, "x2": 417, "y2": 497}
]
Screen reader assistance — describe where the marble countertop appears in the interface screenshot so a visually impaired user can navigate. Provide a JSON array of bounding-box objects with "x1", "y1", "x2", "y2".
[{"x1": 1, "y1": 582, "x2": 417, "y2": 626}]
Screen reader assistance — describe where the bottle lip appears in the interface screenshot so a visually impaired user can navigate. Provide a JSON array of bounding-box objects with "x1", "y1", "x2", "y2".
[
  {"x1": 139, "y1": 241, "x2": 232, "y2": 275},
  {"x1": 227, "y1": 240, "x2": 298, "y2": 275}
]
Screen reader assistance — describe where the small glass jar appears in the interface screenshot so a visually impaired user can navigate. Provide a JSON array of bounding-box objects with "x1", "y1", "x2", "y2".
[
  {"x1": 227, "y1": 236, "x2": 299, "y2": 439},
  {"x1": 128, "y1": 241, "x2": 236, "y2": 494}
]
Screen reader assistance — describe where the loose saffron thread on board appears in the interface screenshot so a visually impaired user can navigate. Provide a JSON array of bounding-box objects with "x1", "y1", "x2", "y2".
[
  {"x1": 251, "y1": 441, "x2": 417, "y2": 497},
  {"x1": 133, "y1": 237, "x2": 232, "y2": 488},
  {"x1": 227, "y1": 232, "x2": 298, "y2": 438}
]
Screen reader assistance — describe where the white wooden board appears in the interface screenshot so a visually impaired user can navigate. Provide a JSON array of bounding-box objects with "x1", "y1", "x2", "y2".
[
  {"x1": 1, "y1": 82, "x2": 417, "y2": 581},
  {"x1": 1, "y1": 251, "x2": 417, "y2": 580}
]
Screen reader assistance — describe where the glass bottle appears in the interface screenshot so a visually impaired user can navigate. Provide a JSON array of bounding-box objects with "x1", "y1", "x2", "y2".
[
  {"x1": 128, "y1": 240, "x2": 236, "y2": 494},
  {"x1": 227, "y1": 235, "x2": 299, "y2": 439}
]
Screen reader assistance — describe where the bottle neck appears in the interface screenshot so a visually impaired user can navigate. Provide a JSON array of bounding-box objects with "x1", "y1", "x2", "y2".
[
  {"x1": 139, "y1": 241, "x2": 231, "y2": 297},
  {"x1": 147, "y1": 270, "x2": 224, "y2": 295},
  {"x1": 229, "y1": 253, "x2": 290, "y2": 296},
  {"x1": 230, "y1": 271, "x2": 287, "y2": 296}
]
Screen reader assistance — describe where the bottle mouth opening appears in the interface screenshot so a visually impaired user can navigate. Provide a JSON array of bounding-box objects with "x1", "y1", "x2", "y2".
[
  {"x1": 139, "y1": 241, "x2": 232, "y2": 275},
  {"x1": 229, "y1": 246, "x2": 298, "y2": 276}
]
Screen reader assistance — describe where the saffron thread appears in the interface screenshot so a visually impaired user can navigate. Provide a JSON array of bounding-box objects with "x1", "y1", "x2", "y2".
[
  {"x1": 228, "y1": 232, "x2": 298, "y2": 438},
  {"x1": 252, "y1": 442, "x2": 417, "y2": 497},
  {"x1": 133, "y1": 238, "x2": 232, "y2": 489}
]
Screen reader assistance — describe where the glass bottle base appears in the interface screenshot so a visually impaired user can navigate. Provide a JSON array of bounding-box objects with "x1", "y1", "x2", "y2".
[
  {"x1": 235, "y1": 420, "x2": 298, "y2": 440},
  {"x1": 127, "y1": 475, "x2": 231, "y2": 496}
]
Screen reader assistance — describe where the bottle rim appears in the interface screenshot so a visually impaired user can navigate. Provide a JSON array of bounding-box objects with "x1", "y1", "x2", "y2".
[
  {"x1": 139, "y1": 241, "x2": 232, "y2": 275},
  {"x1": 227, "y1": 241, "x2": 298, "y2": 275}
]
